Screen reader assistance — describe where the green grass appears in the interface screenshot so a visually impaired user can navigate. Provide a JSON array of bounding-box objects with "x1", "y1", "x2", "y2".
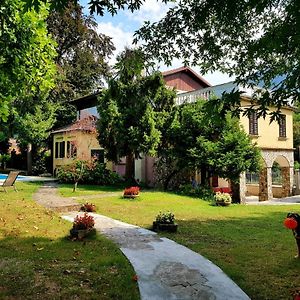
[
  {"x1": 0, "y1": 182, "x2": 139, "y2": 300},
  {"x1": 59, "y1": 183, "x2": 124, "y2": 197},
  {"x1": 62, "y1": 187, "x2": 300, "y2": 300}
]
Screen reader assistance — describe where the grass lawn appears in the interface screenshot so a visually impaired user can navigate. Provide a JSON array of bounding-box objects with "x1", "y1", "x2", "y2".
[
  {"x1": 62, "y1": 186, "x2": 300, "y2": 300},
  {"x1": 59, "y1": 183, "x2": 124, "y2": 198},
  {"x1": 0, "y1": 182, "x2": 139, "y2": 300}
]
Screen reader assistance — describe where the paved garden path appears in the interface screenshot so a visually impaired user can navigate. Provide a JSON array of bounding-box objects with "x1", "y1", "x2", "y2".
[
  {"x1": 63, "y1": 212, "x2": 250, "y2": 300},
  {"x1": 33, "y1": 182, "x2": 120, "y2": 212},
  {"x1": 34, "y1": 183, "x2": 250, "y2": 299}
]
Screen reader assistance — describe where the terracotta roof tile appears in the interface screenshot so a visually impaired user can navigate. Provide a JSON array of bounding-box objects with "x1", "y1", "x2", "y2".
[{"x1": 52, "y1": 115, "x2": 98, "y2": 134}]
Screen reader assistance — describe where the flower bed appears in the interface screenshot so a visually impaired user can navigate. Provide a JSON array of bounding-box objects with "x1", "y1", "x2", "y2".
[
  {"x1": 123, "y1": 186, "x2": 140, "y2": 198},
  {"x1": 70, "y1": 213, "x2": 95, "y2": 240}
]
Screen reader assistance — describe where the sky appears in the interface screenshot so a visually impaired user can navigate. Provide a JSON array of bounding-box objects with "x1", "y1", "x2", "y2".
[{"x1": 80, "y1": 0, "x2": 234, "y2": 86}]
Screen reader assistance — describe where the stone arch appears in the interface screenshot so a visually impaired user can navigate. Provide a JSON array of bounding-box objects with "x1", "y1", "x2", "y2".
[
  {"x1": 259, "y1": 150, "x2": 294, "y2": 200},
  {"x1": 272, "y1": 155, "x2": 291, "y2": 198},
  {"x1": 240, "y1": 149, "x2": 294, "y2": 202},
  {"x1": 258, "y1": 156, "x2": 272, "y2": 201}
]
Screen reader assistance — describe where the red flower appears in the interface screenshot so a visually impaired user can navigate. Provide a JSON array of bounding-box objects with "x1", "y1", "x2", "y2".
[
  {"x1": 73, "y1": 213, "x2": 95, "y2": 230},
  {"x1": 124, "y1": 186, "x2": 140, "y2": 196},
  {"x1": 283, "y1": 217, "x2": 298, "y2": 230}
]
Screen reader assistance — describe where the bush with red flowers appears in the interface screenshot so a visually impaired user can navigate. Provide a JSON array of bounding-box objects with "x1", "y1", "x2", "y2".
[
  {"x1": 80, "y1": 202, "x2": 96, "y2": 212},
  {"x1": 73, "y1": 213, "x2": 95, "y2": 230},
  {"x1": 123, "y1": 186, "x2": 140, "y2": 198}
]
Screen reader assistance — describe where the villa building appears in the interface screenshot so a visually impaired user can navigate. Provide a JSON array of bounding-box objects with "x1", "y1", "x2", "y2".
[{"x1": 52, "y1": 67, "x2": 294, "y2": 202}]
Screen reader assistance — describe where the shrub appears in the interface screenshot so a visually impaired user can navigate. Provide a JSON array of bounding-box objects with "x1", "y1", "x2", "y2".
[
  {"x1": 123, "y1": 186, "x2": 140, "y2": 196},
  {"x1": 178, "y1": 184, "x2": 214, "y2": 201},
  {"x1": 57, "y1": 161, "x2": 121, "y2": 185},
  {"x1": 73, "y1": 213, "x2": 95, "y2": 230},
  {"x1": 214, "y1": 192, "x2": 232, "y2": 205},
  {"x1": 80, "y1": 202, "x2": 96, "y2": 212},
  {"x1": 155, "y1": 211, "x2": 175, "y2": 224}
]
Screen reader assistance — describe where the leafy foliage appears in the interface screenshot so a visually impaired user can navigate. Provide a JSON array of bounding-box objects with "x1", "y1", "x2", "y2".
[
  {"x1": 97, "y1": 48, "x2": 176, "y2": 179},
  {"x1": 155, "y1": 211, "x2": 175, "y2": 224},
  {"x1": 57, "y1": 160, "x2": 121, "y2": 185},
  {"x1": 136, "y1": 0, "x2": 300, "y2": 111},
  {"x1": 214, "y1": 192, "x2": 232, "y2": 205},
  {"x1": 158, "y1": 99, "x2": 261, "y2": 189},
  {"x1": 23, "y1": 0, "x2": 168, "y2": 16},
  {"x1": 178, "y1": 184, "x2": 214, "y2": 201},
  {"x1": 47, "y1": 1, "x2": 115, "y2": 128},
  {"x1": 0, "y1": 0, "x2": 56, "y2": 122},
  {"x1": 73, "y1": 213, "x2": 95, "y2": 230}
]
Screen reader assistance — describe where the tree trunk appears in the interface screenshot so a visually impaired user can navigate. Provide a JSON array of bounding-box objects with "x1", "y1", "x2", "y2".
[
  {"x1": 200, "y1": 165, "x2": 208, "y2": 185},
  {"x1": 27, "y1": 143, "x2": 32, "y2": 175},
  {"x1": 231, "y1": 180, "x2": 241, "y2": 203},
  {"x1": 125, "y1": 152, "x2": 135, "y2": 182},
  {"x1": 163, "y1": 169, "x2": 180, "y2": 191}
]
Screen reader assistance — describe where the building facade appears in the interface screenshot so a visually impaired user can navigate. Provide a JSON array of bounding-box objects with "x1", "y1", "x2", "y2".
[{"x1": 52, "y1": 68, "x2": 294, "y2": 201}]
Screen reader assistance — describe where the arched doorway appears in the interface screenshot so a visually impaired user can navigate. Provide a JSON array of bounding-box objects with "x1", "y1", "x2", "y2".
[{"x1": 271, "y1": 155, "x2": 291, "y2": 198}]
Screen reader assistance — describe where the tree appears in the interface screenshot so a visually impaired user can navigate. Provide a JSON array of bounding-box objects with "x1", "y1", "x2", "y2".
[
  {"x1": 157, "y1": 99, "x2": 261, "y2": 190},
  {"x1": 23, "y1": 0, "x2": 167, "y2": 16},
  {"x1": 135, "y1": 0, "x2": 299, "y2": 116},
  {"x1": 0, "y1": 0, "x2": 56, "y2": 122},
  {"x1": 97, "y1": 49, "x2": 175, "y2": 181},
  {"x1": 47, "y1": 1, "x2": 115, "y2": 128},
  {"x1": 24, "y1": 0, "x2": 298, "y2": 116}
]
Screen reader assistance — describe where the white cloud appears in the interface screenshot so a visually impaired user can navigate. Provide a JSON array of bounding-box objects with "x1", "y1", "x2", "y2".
[{"x1": 97, "y1": 22, "x2": 134, "y2": 64}]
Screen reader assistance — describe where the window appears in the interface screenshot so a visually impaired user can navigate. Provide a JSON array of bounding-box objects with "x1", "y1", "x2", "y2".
[
  {"x1": 59, "y1": 141, "x2": 65, "y2": 158},
  {"x1": 67, "y1": 141, "x2": 77, "y2": 158},
  {"x1": 249, "y1": 111, "x2": 258, "y2": 135},
  {"x1": 55, "y1": 141, "x2": 65, "y2": 159},
  {"x1": 279, "y1": 115, "x2": 286, "y2": 138},
  {"x1": 246, "y1": 172, "x2": 259, "y2": 184},
  {"x1": 55, "y1": 142, "x2": 59, "y2": 158},
  {"x1": 91, "y1": 149, "x2": 104, "y2": 163}
]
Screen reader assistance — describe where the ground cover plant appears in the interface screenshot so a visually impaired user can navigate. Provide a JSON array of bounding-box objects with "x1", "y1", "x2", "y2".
[
  {"x1": 60, "y1": 185, "x2": 300, "y2": 300},
  {"x1": 0, "y1": 182, "x2": 139, "y2": 299}
]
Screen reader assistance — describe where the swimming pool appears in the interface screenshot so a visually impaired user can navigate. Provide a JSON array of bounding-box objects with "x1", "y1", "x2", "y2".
[{"x1": 0, "y1": 173, "x2": 28, "y2": 181}]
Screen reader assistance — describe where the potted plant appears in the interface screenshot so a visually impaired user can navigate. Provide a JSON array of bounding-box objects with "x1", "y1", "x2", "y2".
[
  {"x1": 80, "y1": 202, "x2": 96, "y2": 212},
  {"x1": 153, "y1": 211, "x2": 178, "y2": 232},
  {"x1": 123, "y1": 186, "x2": 140, "y2": 198},
  {"x1": 214, "y1": 192, "x2": 232, "y2": 206},
  {"x1": 70, "y1": 213, "x2": 95, "y2": 240}
]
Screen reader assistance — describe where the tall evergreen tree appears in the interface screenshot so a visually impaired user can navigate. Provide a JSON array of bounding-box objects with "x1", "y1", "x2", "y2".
[{"x1": 97, "y1": 48, "x2": 175, "y2": 180}]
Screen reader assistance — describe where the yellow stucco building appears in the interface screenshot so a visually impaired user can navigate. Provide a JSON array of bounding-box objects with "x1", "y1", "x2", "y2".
[
  {"x1": 52, "y1": 115, "x2": 112, "y2": 174},
  {"x1": 177, "y1": 82, "x2": 294, "y2": 202}
]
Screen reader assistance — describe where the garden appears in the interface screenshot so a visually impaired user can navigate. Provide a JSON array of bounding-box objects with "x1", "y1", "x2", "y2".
[
  {"x1": 0, "y1": 182, "x2": 139, "y2": 299},
  {"x1": 58, "y1": 183, "x2": 300, "y2": 300}
]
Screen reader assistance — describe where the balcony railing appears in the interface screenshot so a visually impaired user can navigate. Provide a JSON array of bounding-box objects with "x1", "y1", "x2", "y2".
[{"x1": 175, "y1": 82, "x2": 255, "y2": 106}]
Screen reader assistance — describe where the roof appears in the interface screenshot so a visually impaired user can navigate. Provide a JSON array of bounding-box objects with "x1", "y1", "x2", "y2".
[
  {"x1": 162, "y1": 66, "x2": 211, "y2": 88},
  {"x1": 52, "y1": 115, "x2": 98, "y2": 134},
  {"x1": 71, "y1": 92, "x2": 102, "y2": 110}
]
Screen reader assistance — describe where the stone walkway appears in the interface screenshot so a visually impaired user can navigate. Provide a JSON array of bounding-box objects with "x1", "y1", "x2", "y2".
[
  {"x1": 32, "y1": 182, "x2": 120, "y2": 212},
  {"x1": 246, "y1": 195, "x2": 300, "y2": 205},
  {"x1": 34, "y1": 183, "x2": 250, "y2": 299},
  {"x1": 32, "y1": 182, "x2": 81, "y2": 212},
  {"x1": 62, "y1": 212, "x2": 250, "y2": 300}
]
